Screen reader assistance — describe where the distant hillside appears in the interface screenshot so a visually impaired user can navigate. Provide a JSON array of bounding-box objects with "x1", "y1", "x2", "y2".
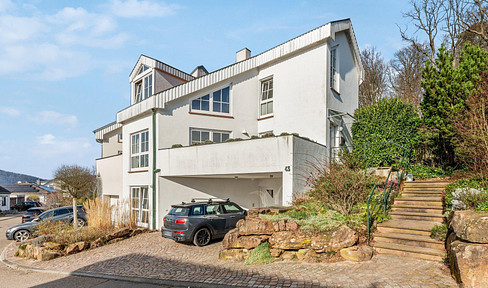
[{"x1": 0, "y1": 169, "x2": 45, "y2": 184}]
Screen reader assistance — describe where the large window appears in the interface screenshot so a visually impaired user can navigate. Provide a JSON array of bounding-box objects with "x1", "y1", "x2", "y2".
[
  {"x1": 190, "y1": 128, "x2": 230, "y2": 144},
  {"x1": 135, "y1": 74, "x2": 153, "y2": 103},
  {"x1": 260, "y1": 78, "x2": 273, "y2": 116},
  {"x1": 131, "y1": 187, "x2": 149, "y2": 228},
  {"x1": 191, "y1": 86, "x2": 230, "y2": 114},
  {"x1": 0, "y1": 197, "x2": 6, "y2": 207},
  {"x1": 131, "y1": 130, "x2": 149, "y2": 169},
  {"x1": 330, "y1": 47, "x2": 339, "y2": 92}
]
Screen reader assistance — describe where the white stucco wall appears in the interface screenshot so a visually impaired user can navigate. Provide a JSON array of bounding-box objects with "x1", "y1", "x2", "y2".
[
  {"x1": 102, "y1": 128, "x2": 122, "y2": 158},
  {"x1": 96, "y1": 154, "x2": 123, "y2": 198},
  {"x1": 258, "y1": 42, "x2": 328, "y2": 145},
  {"x1": 0, "y1": 195, "x2": 10, "y2": 211}
]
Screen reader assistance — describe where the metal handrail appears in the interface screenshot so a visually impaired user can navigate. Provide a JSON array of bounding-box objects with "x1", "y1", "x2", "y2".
[{"x1": 366, "y1": 154, "x2": 408, "y2": 242}]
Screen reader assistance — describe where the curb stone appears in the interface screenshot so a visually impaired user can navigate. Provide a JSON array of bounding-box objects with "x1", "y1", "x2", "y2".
[{"x1": 1, "y1": 242, "x2": 239, "y2": 288}]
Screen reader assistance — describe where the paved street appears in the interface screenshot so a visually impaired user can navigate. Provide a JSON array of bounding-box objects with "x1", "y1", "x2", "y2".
[
  {"x1": 0, "y1": 215, "x2": 178, "y2": 288},
  {"x1": 2, "y1": 217, "x2": 458, "y2": 288}
]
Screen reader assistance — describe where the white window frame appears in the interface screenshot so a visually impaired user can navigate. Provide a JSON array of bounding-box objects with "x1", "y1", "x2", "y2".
[
  {"x1": 131, "y1": 187, "x2": 149, "y2": 228},
  {"x1": 190, "y1": 128, "x2": 231, "y2": 144},
  {"x1": 133, "y1": 68, "x2": 153, "y2": 104},
  {"x1": 330, "y1": 45, "x2": 340, "y2": 93},
  {"x1": 130, "y1": 130, "x2": 149, "y2": 170},
  {"x1": 190, "y1": 85, "x2": 232, "y2": 116},
  {"x1": 260, "y1": 77, "x2": 273, "y2": 117}
]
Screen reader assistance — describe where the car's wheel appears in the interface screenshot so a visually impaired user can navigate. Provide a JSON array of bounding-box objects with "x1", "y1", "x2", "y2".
[
  {"x1": 13, "y1": 230, "x2": 30, "y2": 242},
  {"x1": 72, "y1": 218, "x2": 86, "y2": 227},
  {"x1": 193, "y1": 228, "x2": 211, "y2": 246}
]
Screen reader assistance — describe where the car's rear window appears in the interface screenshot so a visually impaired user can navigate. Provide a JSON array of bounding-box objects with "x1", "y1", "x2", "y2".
[{"x1": 169, "y1": 207, "x2": 189, "y2": 216}]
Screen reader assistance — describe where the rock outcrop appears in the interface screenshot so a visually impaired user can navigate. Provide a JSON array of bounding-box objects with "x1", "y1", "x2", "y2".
[{"x1": 448, "y1": 211, "x2": 488, "y2": 288}]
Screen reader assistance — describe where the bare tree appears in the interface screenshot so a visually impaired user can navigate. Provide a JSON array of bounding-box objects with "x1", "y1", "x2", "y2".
[
  {"x1": 359, "y1": 46, "x2": 389, "y2": 107},
  {"x1": 456, "y1": 0, "x2": 488, "y2": 48},
  {"x1": 400, "y1": 0, "x2": 445, "y2": 63},
  {"x1": 389, "y1": 43, "x2": 428, "y2": 107},
  {"x1": 54, "y1": 165, "x2": 95, "y2": 228}
]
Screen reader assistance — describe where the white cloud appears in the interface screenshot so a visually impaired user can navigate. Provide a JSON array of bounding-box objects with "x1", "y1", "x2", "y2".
[
  {"x1": 0, "y1": 0, "x2": 14, "y2": 13},
  {"x1": 109, "y1": 0, "x2": 179, "y2": 18},
  {"x1": 35, "y1": 134, "x2": 94, "y2": 159},
  {"x1": 0, "y1": 106, "x2": 20, "y2": 116},
  {"x1": 0, "y1": 3, "x2": 130, "y2": 80},
  {"x1": 31, "y1": 111, "x2": 78, "y2": 129}
]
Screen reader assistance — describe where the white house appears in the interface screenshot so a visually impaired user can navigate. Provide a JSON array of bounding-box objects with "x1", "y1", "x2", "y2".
[
  {"x1": 0, "y1": 185, "x2": 11, "y2": 211},
  {"x1": 94, "y1": 19, "x2": 363, "y2": 229}
]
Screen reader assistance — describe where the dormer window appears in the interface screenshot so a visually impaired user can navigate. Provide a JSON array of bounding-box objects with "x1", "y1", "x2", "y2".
[
  {"x1": 137, "y1": 65, "x2": 149, "y2": 75},
  {"x1": 135, "y1": 74, "x2": 153, "y2": 103}
]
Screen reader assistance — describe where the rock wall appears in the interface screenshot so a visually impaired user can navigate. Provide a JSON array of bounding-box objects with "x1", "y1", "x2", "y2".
[
  {"x1": 220, "y1": 215, "x2": 372, "y2": 263},
  {"x1": 448, "y1": 210, "x2": 488, "y2": 288}
]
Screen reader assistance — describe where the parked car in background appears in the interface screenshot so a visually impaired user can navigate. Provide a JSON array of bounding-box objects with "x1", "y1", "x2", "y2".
[
  {"x1": 21, "y1": 207, "x2": 46, "y2": 223},
  {"x1": 12, "y1": 201, "x2": 42, "y2": 211},
  {"x1": 161, "y1": 198, "x2": 246, "y2": 246},
  {"x1": 5, "y1": 205, "x2": 87, "y2": 242}
]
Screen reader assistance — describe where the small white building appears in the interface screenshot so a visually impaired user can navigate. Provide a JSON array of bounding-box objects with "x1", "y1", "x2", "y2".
[
  {"x1": 94, "y1": 19, "x2": 363, "y2": 229},
  {"x1": 0, "y1": 185, "x2": 11, "y2": 211}
]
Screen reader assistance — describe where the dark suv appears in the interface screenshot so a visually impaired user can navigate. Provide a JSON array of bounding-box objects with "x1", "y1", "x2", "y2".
[
  {"x1": 6, "y1": 205, "x2": 87, "y2": 242},
  {"x1": 161, "y1": 199, "x2": 246, "y2": 246},
  {"x1": 13, "y1": 201, "x2": 42, "y2": 211}
]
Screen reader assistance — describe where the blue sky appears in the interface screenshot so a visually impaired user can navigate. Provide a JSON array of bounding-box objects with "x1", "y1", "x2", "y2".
[{"x1": 0, "y1": 0, "x2": 414, "y2": 179}]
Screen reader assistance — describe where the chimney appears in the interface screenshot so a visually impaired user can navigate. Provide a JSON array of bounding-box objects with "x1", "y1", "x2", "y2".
[
  {"x1": 191, "y1": 65, "x2": 209, "y2": 78},
  {"x1": 236, "y1": 48, "x2": 251, "y2": 63}
]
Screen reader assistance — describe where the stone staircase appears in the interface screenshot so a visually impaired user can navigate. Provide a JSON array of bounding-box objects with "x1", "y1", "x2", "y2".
[{"x1": 373, "y1": 180, "x2": 448, "y2": 261}]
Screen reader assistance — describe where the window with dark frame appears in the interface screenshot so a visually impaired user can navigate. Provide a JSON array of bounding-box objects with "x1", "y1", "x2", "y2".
[{"x1": 190, "y1": 128, "x2": 230, "y2": 144}]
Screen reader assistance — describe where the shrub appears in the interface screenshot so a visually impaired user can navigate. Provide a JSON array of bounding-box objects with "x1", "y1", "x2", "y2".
[
  {"x1": 409, "y1": 164, "x2": 453, "y2": 179},
  {"x1": 308, "y1": 162, "x2": 376, "y2": 216},
  {"x1": 445, "y1": 178, "x2": 488, "y2": 211},
  {"x1": 190, "y1": 142, "x2": 202, "y2": 146},
  {"x1": 244, "y1": 242, "x2": 274, "y2": 265},
  {"x1": 203, "y1": 140, "x2": 214, "y2": 145},
  {"x1": 351, "y1": 98, "x2": 420, "y2": 168},
  {"x1": 171, "y1": 144, "x2": 183, "y2": 148},
  {"x1": 430, "y1": 224, "x2": 448, "y2": 241},
  {"x1": 250, "y1": 135, "x2": 260, "y2": 139},
  {"x1": 261, "y1": 132, "x2": 275, "y2": 138},
  {"x1": 279, "y1": 132, "x2": 290, "y2": 136},
  {"x1": 26, "y1": 195, "x2": 40, "y2": 202}
]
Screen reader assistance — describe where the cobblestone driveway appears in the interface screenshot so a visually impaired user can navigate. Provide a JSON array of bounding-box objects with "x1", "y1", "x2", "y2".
[{"x1": 5, "y1": 232, "x2": 457, "y2": 288}]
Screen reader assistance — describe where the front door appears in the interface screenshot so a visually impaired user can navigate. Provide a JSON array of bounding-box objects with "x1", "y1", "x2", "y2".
[{"x1": 131, "y1": 187, "x2": 150, "y2": 228}]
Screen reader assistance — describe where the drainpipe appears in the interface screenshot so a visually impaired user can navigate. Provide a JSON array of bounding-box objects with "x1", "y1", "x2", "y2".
[{"x1": 151, "y1": 109, "x2": 159, "y2": 230}]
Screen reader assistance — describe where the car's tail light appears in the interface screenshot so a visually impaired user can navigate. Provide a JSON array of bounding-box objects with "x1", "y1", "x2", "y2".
[
  {"x1": 173, "y1": 231, "x2": 184, "y2": 234},
  {"x1": 163, "y1": 217, "x2": 166, "y2": 222},
  {"x1": 175, "y1": 218, "x2": 186, "y2": 224}
]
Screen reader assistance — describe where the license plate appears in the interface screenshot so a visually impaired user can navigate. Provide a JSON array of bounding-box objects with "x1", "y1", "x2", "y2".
[{"x1": 163, "y1": 231, "x2": 172, "y2": 238}]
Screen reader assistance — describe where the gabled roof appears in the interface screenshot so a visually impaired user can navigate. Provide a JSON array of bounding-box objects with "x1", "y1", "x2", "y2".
[
  {"x1": 0, "y1": 185, "x2": 10, "y2": 194},
  {"x1": 116, "y1": 19, "x2": 362, "y2": 123},
  {"x1": 129, "y1": 55, "x2": 194, "y2": 82},
  {"x1": 2, "y1": 183, "x2": 41, "y2": 193}
]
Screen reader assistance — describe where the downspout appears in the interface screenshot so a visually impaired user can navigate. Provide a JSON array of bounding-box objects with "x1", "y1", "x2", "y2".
[{"x1": 151, "y1": 109, "x2": 158, "y2": 230}]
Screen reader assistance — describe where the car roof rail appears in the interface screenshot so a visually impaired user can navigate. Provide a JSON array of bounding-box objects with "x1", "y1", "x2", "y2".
[{"x1": 190, "y1": 197, "x2": 230, "y2": 204}]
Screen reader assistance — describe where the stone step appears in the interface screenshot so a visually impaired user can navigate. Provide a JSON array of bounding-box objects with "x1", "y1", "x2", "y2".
[
  {"x1": 404, "y1": 182, "x2": 448, "y2": 186},
  {"x1": 390, "y1": 211, "x2": 444, "y2": 222},
  {"x1": 399, "y1": 196, "x2": 442, "y2": 201},
  {"x1": 394, "y1": 200, "x2": 443, "y2": 207},
  {"x1": 402, "y1": 192, "x2": 443, "y2": 197},
  {"x1": 374, "y1": 232, "x2": 444, "y2": 250},
  {"x1": 403, "y1": 187, "x2": 445, "y2": 191},
  {"x1": 378, "y1": 219, "x2": 441, "y2": 231},
  {"x1": 377, "y1": 226, "x2": 431, "y2": 237},
  {"x1": 392, "y1": 205, "x2": 443, "y2": 214},
  {"x1": 374, "y1": 242, "x2": 444, "y2": 262}
]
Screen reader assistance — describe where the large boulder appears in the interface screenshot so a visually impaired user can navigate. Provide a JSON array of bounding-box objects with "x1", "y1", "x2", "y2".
[
  {"x1": 65, "y1": 243, "x2": 80, "y2": 255},
  {"x1": 268, "y1": 231, "x2": 310, "y2": 250},
  {"x1": 340, "y1": 245, "x2": 374, "y2": 262},
  {"x1": 106, "y1": 228, "x2": 131, "y2": 241},
  {"x1": 451, "y1": 210, "x2": 488, "y2": 244},
  {"x1": 38, "y1": 249, "x2": 63, "y2": 261},
  {"x1": 43, "y1": 242, "x2": 63, "y2": 250},
  {"x1": 236, "y1": 236, "x2": 269, "y2": 249},
  {"x1": 222, "y1": 229, "x2": 239, "y2": 249},
  {"x1": 310, "y1": 225, "x2": 358, "y2": 252},
  {"x1": 236, "y1": 218, "x2": 274, "y2": 236},
  {"x1": 449, "y1": 240, "x2": 488, "y2": 288},
  {"x1": 219, "y1": 249, "x2": 247, "y2": 261}
]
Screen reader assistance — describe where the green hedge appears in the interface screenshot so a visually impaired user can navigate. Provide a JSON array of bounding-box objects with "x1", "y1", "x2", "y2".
[{"x1": 352, "y1": 98, "x2": 420, "y2": 167}]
